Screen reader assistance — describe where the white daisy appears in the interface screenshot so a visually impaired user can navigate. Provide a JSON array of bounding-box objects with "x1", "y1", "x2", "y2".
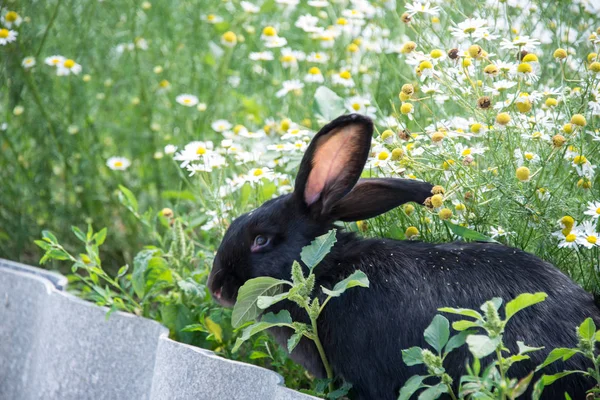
[
  {"x1": 106, "y1": 157, "x2": 131, "y2": 171},
  {"x1": 176, "y1": 94, "x2": 199, "y2": 107}
]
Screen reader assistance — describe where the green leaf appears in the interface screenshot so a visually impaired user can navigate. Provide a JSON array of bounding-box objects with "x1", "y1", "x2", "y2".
[
  {"x1": 117, "y1": 265, "x2": 129, "y2": 278},
  {"x1": 161, "y1": 190, "x2": 196, "y2": 201},
  {"x1": 578, "y1": 317, "x2": 596, "y2": 341},
  {"x1": 34, "y1": 240, "x2": 51, "y2": 251},
  {"x1": 287, "y1": 331, "x2": 303, "y2": 353},
  {"x1": 402, "y1": 346, "x2": 424, "y2": 366},
  {"x1": 505, "y1": 292, "x2": 547, "y2": 320},
  {"x1": 249, "y1": 351, "x2": 270, "y2": 360},
  {"x1": 257, "y1": 292, "x2": 289, "y2": 309},
  {"x1": 397, "y1": 375, "x2": 425, "y2": 400},
  {"x1": 321, "y1": 270, "x2": 369, "y2": 297},
  {"x1": 418, "y1": 383, "x2": 448, "y2": 400},
  {"x1": 466, "y1": 335, "x2": 501, "y2": 358},
  {"x1": 513, "y1": 371, "x2": 534, "y2": 397},
  {"x1": 231, "y1": 277, "x2": 290, "y2": 328},
  {"x1": 95, "y1": 228, "x2": 107, "y2": 246},
  {"x1": 71, "y1": 226, "x2": 87, "y2": 242},
  {"x1": 312, "y1": 86, "x2": 345, "y2": 122},
  {"x1": 452, "y1": 320, "x2": 480, "y2": 331},
  {"x1": 517, "y1": 341, "x2": 544, "y2": 355},
  {"x1": 444, "y1": 221, "x2": 497, "y2": 243},
  {"x1": 541, "y1": 371, "x2": 579, "y2": 386},
  {"x1": 181, "y1": 324, "x2": 207, "y2": 333},
  {"x1": 42, "y1": 230, "x2": 58, "y2": 243},
  {"x1": 536, "y1": 348, "x2": 580, "y2": 370},
  {"x1": 118, "y1": 185, "x2": 138, "y2": 212},
  {"x1": 232, "y1": 310, "x2": 293, "y2": 352},
  {"x1": 483, "y1": 297, "x2": 503, "y2": 311},
  {"x1": 444, "y1": 330, "x2": 474, "y2": 354},
  {"x1": 438, "y1": 307, "x2": 483, "y2": 320},
  {"x1": 424, "y1": 315, "x2": 450, "y2": 354},
  {"x1": 300, "y1": 229, "x2": 337, "y2": 271},
  {"x1": 132, "y1": 249, "x2": 158, "y2": 298}
]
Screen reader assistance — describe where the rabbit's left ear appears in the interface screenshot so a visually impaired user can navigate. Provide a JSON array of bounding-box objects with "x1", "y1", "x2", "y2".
[
  {"x1": 294, "y1": 114, "x2": 373, "y2": 216},
  {"x1": 330, "y1": 178, "x2": 434, "y2": 222}
]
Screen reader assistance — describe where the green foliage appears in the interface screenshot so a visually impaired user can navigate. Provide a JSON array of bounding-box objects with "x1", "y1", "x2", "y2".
[
  {"x1": 232, "y1": 228, "x2": 368, "y2": 398},
  {"x1": 398, "y1": 293, "x2": 551, "y2": 400}
]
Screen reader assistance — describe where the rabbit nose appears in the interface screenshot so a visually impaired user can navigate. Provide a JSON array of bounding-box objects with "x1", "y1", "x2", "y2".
[{"x1": 213, "y1": 287, "x2": 222, "y2": 300}]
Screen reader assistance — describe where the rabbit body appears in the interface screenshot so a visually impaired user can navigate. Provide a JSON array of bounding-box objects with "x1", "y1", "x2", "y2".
[{"x1": 270, "y1": 231, "x2": 598, "y2": 399}]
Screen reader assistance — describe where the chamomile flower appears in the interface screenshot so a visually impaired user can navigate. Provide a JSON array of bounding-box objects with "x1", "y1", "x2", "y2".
[
  {"x1": 500, "y1": 35, "x2": 540, "y2": 52},
  {"x1": 306, "y1": 52, "x2": 329, "y2": 63},
  {"x1": 405, "y1": 2, "x2": 441, "y2": 17},
  {"x1": 576, "y1": 221, "x2": 599, "y2": 249},
  {"x1": 0, "y1": 28, "x2": 17, "y2": 45},
  {"x1": 176, "y1": 94, "x2": 199, "y2": 107},
  {"x1": 450, "y1": 18, "x2": 490, "y2": 41},
  {"x1": 241, "y1": 1, "x2": 260, "y2": 12},
  {"x1": 304, "y1": 66, "x2": 324, "y2": 83},
  {"x1": 244, "y1": 167, "x2": 276, "y2": 183},
  {"x1": 21, "y1": 57, "x2": 36, "y2": 69},
  {"x1": 56, "y1": 59, "x2": 82, "y2": 76},
  {"x1": 489, "y1": 226, "x2": 511, "y2": 239},
  {"x1": 295, "y1": 14, "x2": 320, "y2": 32},
  {"x1": 3, "y1": 11, "x2": 22, "y2": 28},
  {"x1": 276, "y1": 79, "x2": 304, "y2": 98},
  {"x1": 211, "y1": 120, "x2": 233, "y2": 133},
  {"x1": 584, "y1": 201, "x2": 600, "y2": 220},
  {"x1": 173, "y1": 141, "x2": 215, "y2": 167},
  {"x1": 249, "y1": 51, "x2": 274, "y2": 61},
  {"x1": 106, "y1": 157, "x2": 131, "y2": 171},
  {"x1": 203, "y1": 14, "x2": 224, "y2": 24},
  {"x1": 332, "y1": 70, "x2": 355, "y2": 87},
  {"x1": 345, "y1": 95, "x2": 377, "y2": 118}
]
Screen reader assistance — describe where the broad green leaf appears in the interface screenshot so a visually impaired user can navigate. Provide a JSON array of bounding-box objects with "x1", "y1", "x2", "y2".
[
  {"x1": 444, "y1": 222, "x2": 497, "y2": 243},
  {"x1": 513, "y1": 371, "x2": 534, "y2": 397},
  {"x1": 397, "y1": 375, "x2": 425, "y2": 400},
  {"x1": 117, "y1": 265, "x2": 129, "y2": 278},
  {"x1": 541, "y1": 371, "x2": 579, "y2": 386},
  {"x1": 438, "y1": 307, "x2": 482, "y2": 320},
  {"x1": 34, "y1": 240, "x2": 51, "y2": 251},
  {"x1": 505, "y1": 292, "x2": 547, "y2": 320},
  {"x1": 231, "y1": 277, "x2": 290, "y2": 328},
  {"x1": 132, "y1": 249, "x2": 158, "y2": 298},
  {"x1": 301, "y1": 229, "x2": 337, "y2": 271},
  {"x1": 321, "y1": 270, "x2": 369, "y2": 297},
  {"x1": 287, "y1": 331, "x2": 303, "y2": 353},
  {"x1": 205, "y1": 317, "x2": 223, "y2": 342},
  {"x1": 42, "y1": 230, "x2": 58, "y2": 243},
  {"x1": 71, "y1": 226, "x2": 87, "y2": 242},
  {"x1": 517, "y1": 341, "x2": 544, "y2": 355},
  {"x1": 95, "y1": 228, "x2": 107, "y2": 246},
  {"x1": 424, "y1": 315, "x2": 450, "y2": 354},
  {"x1": 466, "y1": 335, "x2": 500, "y2": 358},
  {"x1": 326, "y1": 381, "x2": 353, "y2": 399},
  {"x1": 257, "y1": 292, "x2": 289, "y2": 309},
  {"x1": 452, "y1": 320, "x2": 480, "y2": 331},
  {"x1": 232, "y1": 311, "x2": 293, "y2": 352},
  {"x1": 249, "y1": 351, "x2": 270, "y2": 360},
  {"x1": 444, "y1": 330, "x2": 474, "y2": 354},
  {"x1": 578, "y1": 317, "x2": 596, "y2": 341},
  {"x1": 258, "y1": 181, "x2": 277, "y2": 202},
  {"x1": 118, "y1": 185, "x2": 138, "y2": 212},
  {"x1": 418, "y1": 383, "x2": 448, "y2": 400},
  {"x1": 402, "y1": 346, "x2": 424, "y2": 366},
  {"x1": 177, "y1": 278, "x2": 205, "y2": 298},
  {"x1": 536, "y1": 348, "x2": 580, "y2": 370},
  {"x1": 312, "y1": 86, "x2": 345, "y2": 122}
]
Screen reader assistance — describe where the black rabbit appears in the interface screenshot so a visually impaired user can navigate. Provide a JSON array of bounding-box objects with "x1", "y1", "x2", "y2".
[{"x1": 208, "y1": 113, "x2": 599, "y2": 399}]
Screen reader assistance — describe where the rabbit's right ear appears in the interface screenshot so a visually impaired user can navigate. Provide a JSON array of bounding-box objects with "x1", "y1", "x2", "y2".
[{"x1": 294, "y1": 114, "x2": 373, "y2": 217}]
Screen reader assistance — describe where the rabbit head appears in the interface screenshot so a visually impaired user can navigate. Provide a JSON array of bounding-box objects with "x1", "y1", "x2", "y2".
[{"x1": 207, "y1": 114, "x2": 434, "y2": 306}]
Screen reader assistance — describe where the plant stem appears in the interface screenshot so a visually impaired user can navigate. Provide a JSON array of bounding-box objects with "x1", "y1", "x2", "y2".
[{"x1": 310, "y1": 315, "x2": 334, "y2": 393}]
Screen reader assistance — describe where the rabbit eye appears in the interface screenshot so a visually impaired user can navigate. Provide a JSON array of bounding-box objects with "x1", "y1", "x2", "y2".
[{"x1": 251, "y1": 235, "x2": 271, "y2": 252}]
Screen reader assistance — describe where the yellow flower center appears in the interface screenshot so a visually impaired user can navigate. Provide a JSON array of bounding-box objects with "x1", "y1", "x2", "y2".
[
  {"x1": 419, "y1": 61, "x2": 433, "y2": 70},
  {"x1": 351, "y1": 102, "x2": 361, "y2": 111},
  {"x1": 461, "y1": 148, "x2": 472, "y2": 156},
  {"x1": 64, "y1": 59, "x2": 75, "y2": 69},
  {"x1": 281, "y1": 55, "x2": 295, "y2": 63},
  {"x1": 565, "y1": 234, "x2": 577, "y2": 242},
  {"x1": 0, "y1": 29, "x2": 9, "y2": 39},
  {"x1": 114, "y1": 161, "x2": 123, "y2": 168},
  {"x1": 6, "y1": 12, "x2": 18, "y2": 22},
  {"x1": 378, "y1": 151, "x2": 389, "y2": 160},
  {"x1": 253, "y1": 169, "x2": 264, "y2": 177},
  {"x1": 263, "y1": 26, "x2": 276, "y2": 36},
  {"x1": 524, "y1": 153, "x2": 534, "y2": 160},
  {"x1": 587, "y1": 236, "x2": 597, "y2": 244},
  {"x1": 196, "y1": 146, "x2": 206, "y2": 155},
  {"x1": 573, "y1": 155, "x2": 587, "y2": 165},
  {"x1": 464, "y1": 27, "x2": 476, "y2": 34},
  {"x1": 517, "y1": 63, "x2": 533, "y2": 74},
  {"x1": 207, "y1": 14, "x2": 215, "y2": 21},
  {"x1": 596, "y1": 207, "x2": 600, "y2": 215},
  {"x1": 339, "y1": 70, "x2": 351, "y2": 79},
  {"x1": 308, "y1": 67, "x2": 321, "y2": 75},
  {"x1": 337, "y1": 17, "x2": 347, "y2": 25},
  {"x1": 222, "y1": 31, "x2": 236, "y2": 43}
]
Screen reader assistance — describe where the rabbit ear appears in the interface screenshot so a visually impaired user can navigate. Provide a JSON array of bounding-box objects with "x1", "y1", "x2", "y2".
[
  {"x1": 330, "y1": 178, "x2": 434, "y2": 222},
  {"x1": 294, "y1": 114, "x2": 373, "y2": 216}
]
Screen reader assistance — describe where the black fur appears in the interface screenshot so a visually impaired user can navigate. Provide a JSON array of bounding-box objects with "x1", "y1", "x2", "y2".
[{"x1": 207, "y1": 114, "x2": 599, "y2": 399}]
